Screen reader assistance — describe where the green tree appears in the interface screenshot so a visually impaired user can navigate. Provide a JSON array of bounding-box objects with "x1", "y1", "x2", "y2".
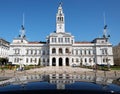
[{"x1": 0, "y1": 58, "x2": 8, "y2": 65}]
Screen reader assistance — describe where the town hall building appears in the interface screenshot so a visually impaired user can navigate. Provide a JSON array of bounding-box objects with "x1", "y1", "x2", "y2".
[{"x1": 8, "y1": 3, "x2": 114, "y2": 67}]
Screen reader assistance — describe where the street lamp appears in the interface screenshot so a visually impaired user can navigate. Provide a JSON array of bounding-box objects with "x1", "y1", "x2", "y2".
[
  {"x1": 106, "y1": 57, "x2": 111, "y2": 70},
  {"x1": 19, "y1": 58, "x2": 24, "y2": 71}
]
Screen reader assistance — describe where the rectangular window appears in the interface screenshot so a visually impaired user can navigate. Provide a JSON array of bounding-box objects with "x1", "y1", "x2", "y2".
[
  {"x1": 105, "y1": 49, "x2": 108, "y2": 55},
  {"x1": 61, "y1": 38, "x2": 63, "y2": 43},
  {"x1": 35, "y1": 58, "x2": 37, "y2": 63},
  {"x1": 14, "y1": 49, "x2": 20, "y2": 54},
  {"x1": 68, "y1": 38, "x2": 70, "y2": 43},
  {"x1": 26, "y1": 50, "x2": 29, "y2": 54},
  {"x1": 39, "y1": 50, "x2": 41, "y2": 55},
  {"x1": 76, "y1": 50, "x2": 78, "y2": 55},
  {"x1": 30, "y1": 58, "x2": 32, "y2": 63},
  {"x1": 58, "y1": 38, "x2": 60, "y2": 42},
  {"x1": 93, "y1": 50, "x2": 96, "y2": 54},
  {"x1": 80, "y1": 50, "x2": 82, "y2": 55},
  {"x1": 93, "y1": 58, "x2": 95, "y2": 62},
  {"x1": 88, "y1": 50, "x2": 91, "y2": 55},
  {"x1": 52, "y1": 38, "x2": 54, "y2": 42},
  {"x1": 26, "y1": 58, "x2": 28, "y2": 63},
  {"x1": 35, "y1": 50, "x2": 37, "y2": 55},
  {"x1": 102, "y1": 49, "x2": 104, "y2": 54},
  {"x1": 31, "y1": 50, "x2": 33, "y2": 55},
  {"x1": 14, "y1": 58, "x2": 16, "y2": 63},
  {"x1": 42, "y1": 50, "x2": 45, "y2": 55},
  {"x1": 17, "y1": 58, "x2": 19, "y2": 62},
  {"x1": 55, "y1": 38, "x2": 56, "y2": 43},
  {"x1": 65, "y1": 38, "x2": 67, "y2": 42}
]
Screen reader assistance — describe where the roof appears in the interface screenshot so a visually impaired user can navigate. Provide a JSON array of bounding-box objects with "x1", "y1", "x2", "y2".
[
  {"x1": 0, "y1": 38, "x2": 10, "y2": 44},
  {"x1": 49, "y1": 32, "x2": 73, "y2": 37},
  {"x1": 75, "y1": 41, "x2": 92, "y2": 44},
  {"x1": 28, "y1": 41, "x2": 46, "y2": 44}
]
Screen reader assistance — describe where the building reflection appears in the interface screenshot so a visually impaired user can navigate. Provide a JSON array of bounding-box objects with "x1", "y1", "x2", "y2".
[
  {"x1": 49, "y1": 74, "x2": 75, "y2": 89},
  {"x1": 112, "y1": 78, "x2": 120, "y2": 86},
  {"x1": 0, "y1": 73, "x2": 118, "y2": 90}
]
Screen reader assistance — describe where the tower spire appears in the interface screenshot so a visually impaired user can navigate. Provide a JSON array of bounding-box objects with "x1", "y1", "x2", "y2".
[
  {"x1": 103, "y1": 12, "x2": 107, "y2": 38},
  {"x1": 22, "y1": 13, "x2": 25, "y2": 27},
  {"x1": 59, "y1": 2, "x2": 62, "y2": 7},
  {"x1": 20, "y1": 13, "x2": 26, "y2": 38},
  {"x1": 56, "y1": 2, "x2": 65, "y2": 33}
]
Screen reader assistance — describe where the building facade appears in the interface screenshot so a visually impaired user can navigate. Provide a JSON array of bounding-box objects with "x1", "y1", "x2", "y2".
[
  {"x1": 0, "y1": 38, "x2": 9, "y2": 58},
  {"x1": 8, "y1": 3, "x2": 114, "y2": 67},
  {"x1": 113, "y1": 43, "x2": 120, "y2": 65}
]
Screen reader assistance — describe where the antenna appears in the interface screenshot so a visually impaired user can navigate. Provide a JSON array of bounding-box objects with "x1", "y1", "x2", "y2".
[{"x1": 20, "y1": 13, "x2": 25, "y2": 38}]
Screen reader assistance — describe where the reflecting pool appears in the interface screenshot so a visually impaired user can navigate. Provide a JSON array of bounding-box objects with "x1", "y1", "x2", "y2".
[{"x1": 0, "y1": 73, "x2": 120, "y2": 94}]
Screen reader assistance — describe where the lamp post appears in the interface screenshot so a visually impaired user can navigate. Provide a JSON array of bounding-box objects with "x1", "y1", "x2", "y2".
[{"x1": 19, "y1": 58, "x2": 23, "y2": 71}]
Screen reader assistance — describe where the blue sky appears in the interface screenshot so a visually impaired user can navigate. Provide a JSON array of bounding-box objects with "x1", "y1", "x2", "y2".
[{"x1": 0, "y1": 0, "x2": 120, "y2": 46}]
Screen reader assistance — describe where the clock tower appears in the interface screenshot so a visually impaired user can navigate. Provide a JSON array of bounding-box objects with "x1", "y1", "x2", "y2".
[{"x1": 56, "y1": 3, "x2": 65, "y2": 33}]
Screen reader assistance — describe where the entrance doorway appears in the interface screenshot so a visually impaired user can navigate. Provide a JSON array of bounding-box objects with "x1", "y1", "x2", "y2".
[
  {"x1": 59, "y1": 58, "x2": 62, "y2": 66},
  {"x1": 52, "y1": 58, "x2": 56, "y2": 66},
  {"x1": 66, "y1": 58, "x2": 69, "y2": 66}
]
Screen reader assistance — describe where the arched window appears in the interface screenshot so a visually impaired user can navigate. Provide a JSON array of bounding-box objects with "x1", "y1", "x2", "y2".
[
  {"x1": 66, "y1": 58, "x2": 69, "y2": 66},
  {"x1": 43, "y1": 58, "x2": 45, "y2": 63},
  {"x1": 52, "y1": 48, "x2": 56, "y2": 54},
  {"x1": 52, "y1": 58, "x2": 56, "y2": 66},
  {"x1": 38, "y1": 58, "x2": 41, "y2": 65},
  {"x1": 103, "y1": 58, "x2": 105, "y2": 62},
  {"x1": 60, "y1": 17, "x2": 61, "y2": 21},
  {"x1": 89, "y1": 58, "x2": 92, "y2": 62},
  {"x1": 80, "y1": 58, "x2": 83, "y2": 63},
  {"x1": 88, "y1": 50, "x2": 91, "y2": 55},
  {"x1": 35, "y1": 58, "x2": 37, "y2": 63},
  {"x1": 65, "y1": 48, "x2": 69, "y2": 53},
  {"x1": 85, "y1": 58, "x2": 87, "y2": 62},
  {"x1": 76, "y1": 58, "x2": 79, "y2": 63},
  {"x1": 59, "y1": 48, "x2": 63, "y2": 54}
]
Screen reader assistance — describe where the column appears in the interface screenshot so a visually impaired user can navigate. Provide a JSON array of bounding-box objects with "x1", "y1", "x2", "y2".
[
  {"x1": 56, "y1": 57, "x2": 59, "y2": 66},
  {"x1": 49, "y1": 57, "x2": 52, "y2": 66},
  {"x1": 63, "y1": 57, "x2": 66, "y2": 66}
]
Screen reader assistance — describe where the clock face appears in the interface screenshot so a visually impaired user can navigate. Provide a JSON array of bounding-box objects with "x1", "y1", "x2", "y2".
[
  {"x1": 58, "y1": 24, "x2": 62, "y2": 29},
  {"x1": 59, "y1": 34, "x2": 63, "y2": 37},
  {"x1": 59, "y1": 25, "x2": 61, "y2": 29}
]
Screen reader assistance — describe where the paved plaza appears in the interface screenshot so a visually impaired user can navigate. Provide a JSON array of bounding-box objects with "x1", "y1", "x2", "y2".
[{"x1": 0, "y1": 67, "x2": 120, "y2": 80}]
